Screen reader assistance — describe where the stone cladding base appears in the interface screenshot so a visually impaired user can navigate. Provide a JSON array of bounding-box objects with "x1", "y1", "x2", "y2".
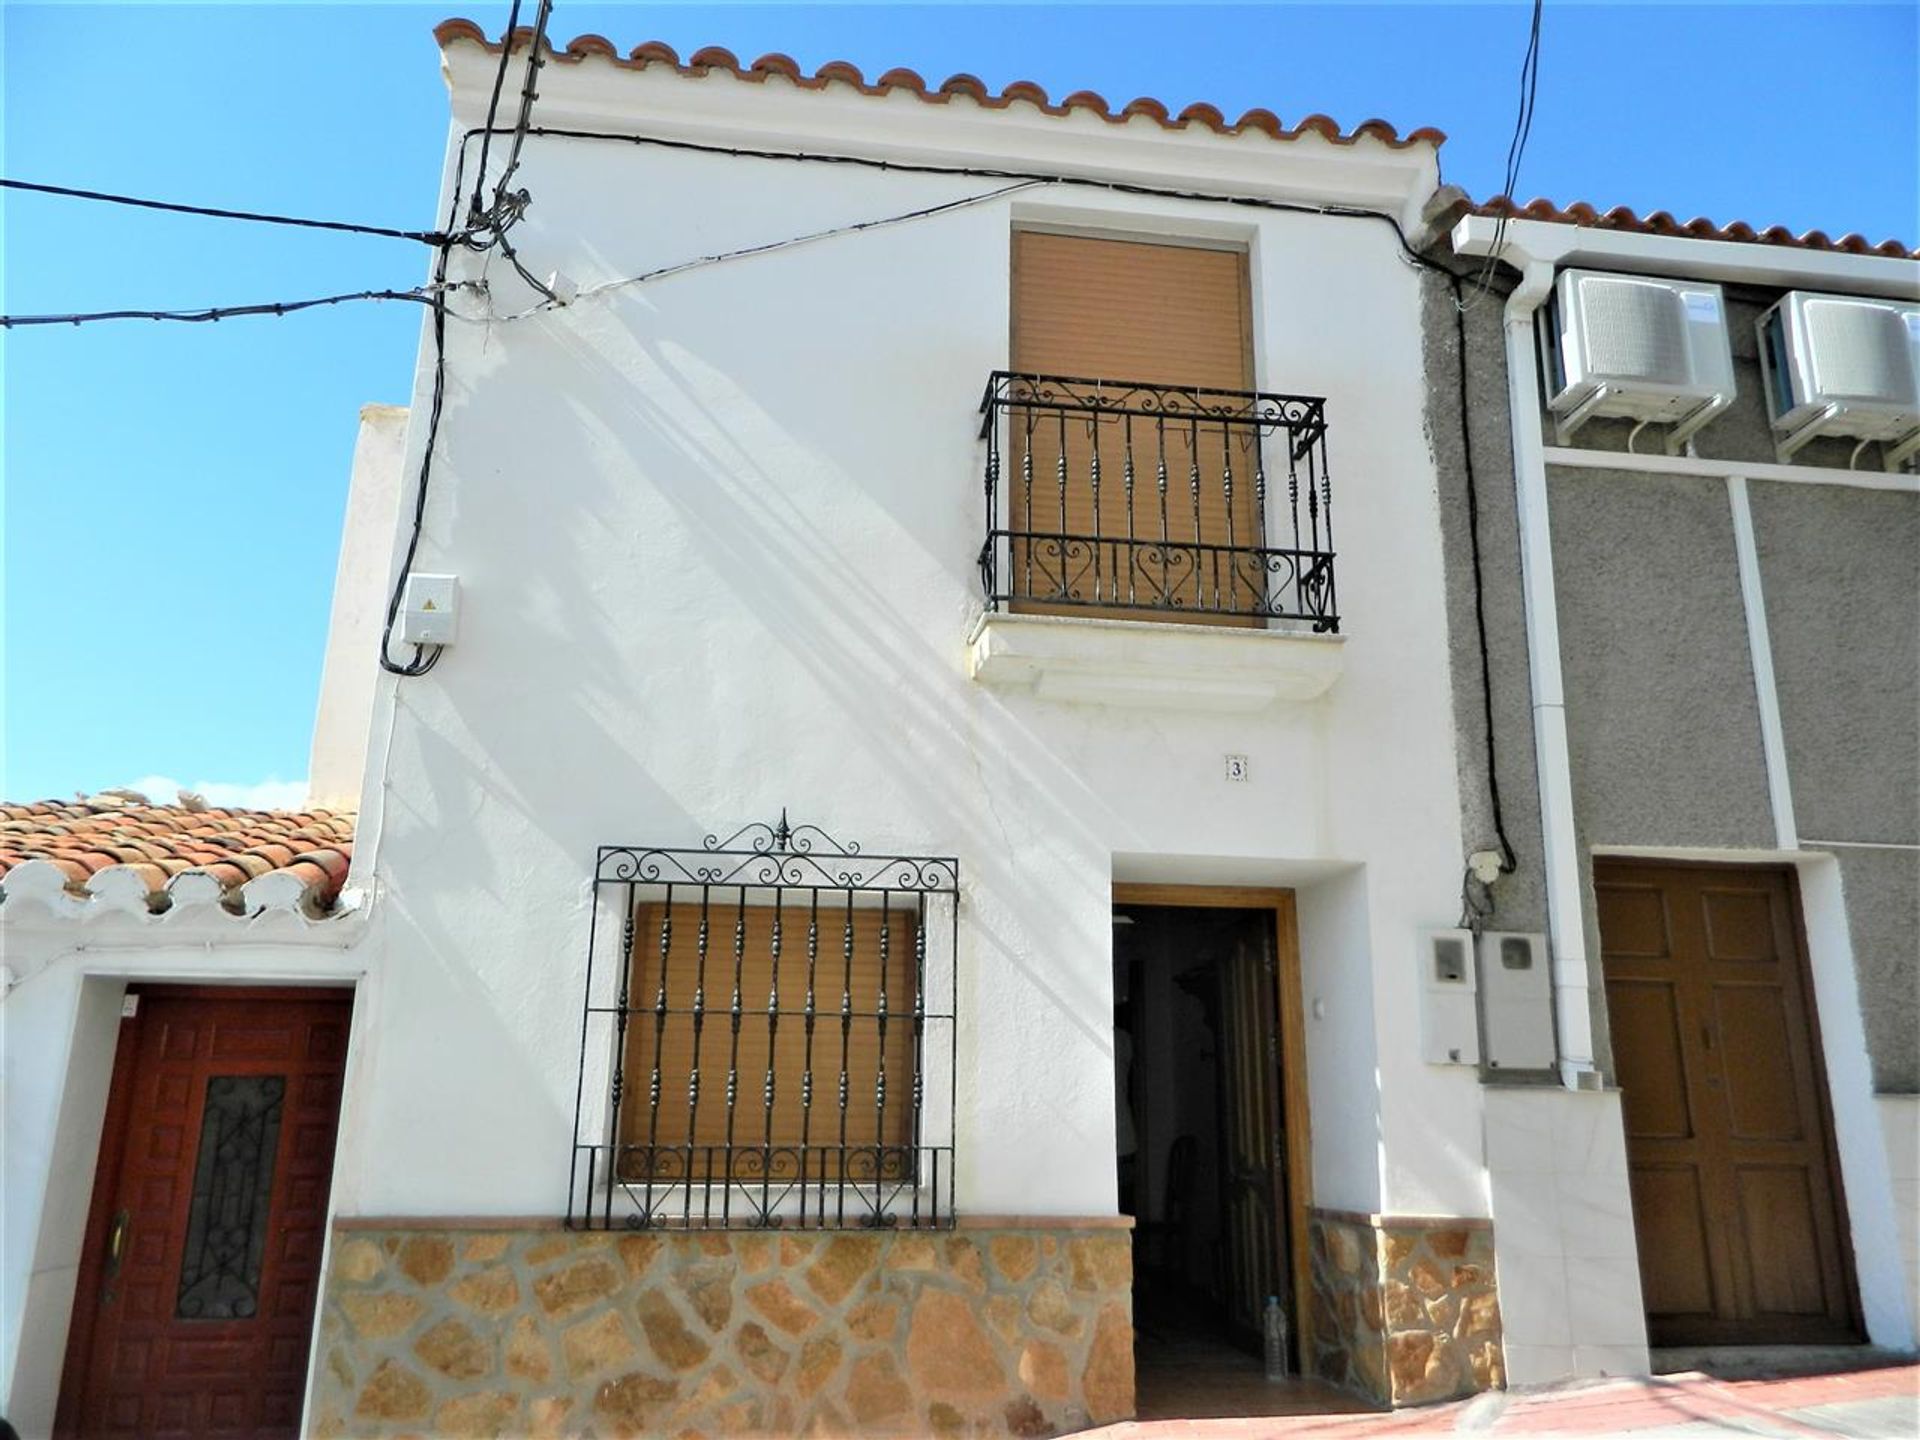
[
  {"x1": 1306, "y1": 1209, "x2": 1504, "y2": 1407},
  {"x1": 306, "y1": 1221, "x2": 1134, "y2": 1438}
]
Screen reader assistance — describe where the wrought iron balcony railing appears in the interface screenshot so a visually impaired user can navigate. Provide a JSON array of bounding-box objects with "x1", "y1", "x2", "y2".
[{"x1": 978, "y1": 371, "x2": 1338, "y2": 630}]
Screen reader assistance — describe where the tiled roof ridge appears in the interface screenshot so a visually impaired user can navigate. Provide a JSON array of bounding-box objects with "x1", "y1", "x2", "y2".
[
  {"x1": 1473, "y1": 194, "x2": 1917, "y2": 262},
  {"x1": 434, "y1": 18, "x2": 1448, "y2": 152},
  {"x1": 0, "y1": 796, "x2": 356, "y2": 920}
]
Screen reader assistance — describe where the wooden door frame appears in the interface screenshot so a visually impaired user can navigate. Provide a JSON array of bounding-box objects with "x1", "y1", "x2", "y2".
[
  {"x1": 1112, "y1": 883, "x2": 1313, "y2": 1360},
  {"x1": 1591, "y1": 856, "x2": 1865, "y2": 1345},
  {"x1": 53, "y1": 983, "x2": 355, "y2": 1440}
]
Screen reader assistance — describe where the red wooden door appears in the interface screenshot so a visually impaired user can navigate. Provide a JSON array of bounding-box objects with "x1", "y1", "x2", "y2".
[{"x1": 56, "y1": 987, "x2": 352, "y2": 1439}]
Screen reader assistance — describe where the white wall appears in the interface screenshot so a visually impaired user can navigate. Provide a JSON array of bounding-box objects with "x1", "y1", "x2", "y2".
[
  {"x1": 1880, "y1": 1095, "x2": 1920, "y2": 1339},
  {"x1": 309, "y1": 404, "x2": 409, "y2": 811},
  {"x1": 331, "y1": 58, "x2": 1483, "y2": 1229}
]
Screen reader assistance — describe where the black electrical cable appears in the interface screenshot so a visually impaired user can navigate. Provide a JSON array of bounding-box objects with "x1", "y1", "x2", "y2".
[
  {"x1": 467, "y1": 0, "x2": 526, "y2": 227},
  {"x1": 491, "y1": 0, "x2": 554, "y2": 205},
  {"x1": 1469, "y1": 0, "x2": 1545, "y2": 302},
  {"x1": 0, "y1": 177, "x2": 454, "y2": 245},
  {"x1": 0, "y1": 286, "x2": 446, "y2": 329}
]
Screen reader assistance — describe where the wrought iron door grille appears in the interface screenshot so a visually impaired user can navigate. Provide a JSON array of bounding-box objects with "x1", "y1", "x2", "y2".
[
  {"x1": 569, "y1": 813, "x2": 958, "y2": 1231},
  {"x1": 978, "y1": 371, "x2": 1339, "y2": 629}
]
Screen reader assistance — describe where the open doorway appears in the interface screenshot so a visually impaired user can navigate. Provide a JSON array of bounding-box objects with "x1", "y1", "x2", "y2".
[{"x1": 1113, "y1": 887, "x2": 1360, "y2": 1418}]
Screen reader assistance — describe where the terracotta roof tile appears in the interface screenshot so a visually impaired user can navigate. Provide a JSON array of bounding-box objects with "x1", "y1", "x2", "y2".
[
  {"x1": 434, "y1": 19, "x2": 1448, "y2": 151},
  {"x1": 1472, "y1": 195, "x2": 1917, "y2": 261},
  {"x1": 0, "y1": 795, "x2": 356, "y2": 917}
]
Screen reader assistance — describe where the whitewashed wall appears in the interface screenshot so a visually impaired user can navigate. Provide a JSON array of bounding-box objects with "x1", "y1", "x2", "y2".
[{"x1": 331, "y1": 53, "x2": 1486, "y2": 1228}]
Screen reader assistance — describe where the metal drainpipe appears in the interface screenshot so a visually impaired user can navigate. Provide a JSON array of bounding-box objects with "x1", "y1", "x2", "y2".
[{"x1": 1501, "y1": 258, "x2": 1599, "y2": 1088}]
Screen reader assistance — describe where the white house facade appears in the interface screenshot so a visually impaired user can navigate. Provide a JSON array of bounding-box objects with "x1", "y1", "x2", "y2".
[{"x1": 2, "y1": 19, "x2": 1914, "y2": 1440}]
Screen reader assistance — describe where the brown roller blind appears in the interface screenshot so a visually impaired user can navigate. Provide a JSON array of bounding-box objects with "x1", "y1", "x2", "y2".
[
  {"x1": 619, "y1": 900, "x2": 918, "y2": 1181},
  {"x1": 1009, "y1": 230, "x2": 1262, "y2": 623}
]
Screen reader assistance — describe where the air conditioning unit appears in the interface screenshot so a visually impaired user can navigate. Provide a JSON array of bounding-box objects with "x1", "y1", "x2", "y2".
[
  {"x1": 1477, "y1": 931, "x2": 1555, "y2": 1071},
  {"x1": 1757, "y1": 292, "x2": 1920, "y2": 470},
  {"x1": 1541, "y1": 269, "x2": 1736, "y2": 451}
]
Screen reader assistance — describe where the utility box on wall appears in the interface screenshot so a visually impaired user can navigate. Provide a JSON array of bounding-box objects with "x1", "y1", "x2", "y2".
[
  {"x1": 1420, "y1": 929, "x2": 1480, "y2": 1066},
  {"x1": 1478, "y1": 931, "x2": 1555, "y2": 1070}
]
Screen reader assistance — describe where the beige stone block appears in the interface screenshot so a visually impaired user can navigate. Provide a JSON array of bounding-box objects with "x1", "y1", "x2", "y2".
[
  {"x1": 846, "y1": 1295, "x2": 900, "y2": 1342},
  {"x1": 746, "y1": 1277, "x2": 820, "y2": 1336},
  {"x1": 505, "y1": 1313, "x2": 553, "y2": 1384},
  {"x1": 1408, "y1": 1258, "x2": 1447, "y2": 1299},
  {"x1": 353, "y1": 1359, "x2": 430, "y2": 1421},
  {"x1": 796, "y1": 1333, "x2": 842, "y2": 1398},
  {"x1": 449, "y1": 1264, "x2": 520, "y2": 1316},
  {"x1": 1081, "y1": 1302, "x2": 1133, "y2": 1424},
  {"x1": 988, "y1": 1234, "x2": 1039, "y2": 1285},
  {"x1": 1067, "y1": 1235, "x2": 1131, "y2": 1294},
  {"x1": 1428, "y1": 1228, "x2": 1470, "y2": 1260},
  {"x1": 779, "y1": 1234, "x2": 812, "y2": 1268},
  {"x1": 1455, "y1": 1290, "x2": 1500, "y2": 1340},
  {"x1": 1328, "y1": 1223, "x2": 1365, "y2": 1276},
  {"x1": 907, "y1": 1289, "x2": 1004, "y2": 1400},
  {"x1": 676, "y1": 1257, "x2": 735, "y2": 1332},
  {"x1": 1382, "y1": 1231, "x2": 1418, "y2": 1271},
  {"x1": 414, "y1": 1316, "x2": 492, "y2": 1379},
  {"x1": 944, "y1": 1236, "x2": 988, "y2": 1295},
  {"x1": 927, "y1": 1400, "x2": 966, "y2": 1438},
  {"x1": 736, "y1": 1320, "x2": 790, "y2": 1384},
  {"x1": 332, "y1": 1238, "x2": 385, "y2": 1285},
  {"x1": 1026, "y1": 1279, "x2": 1082, "y2": 1338},
  {"x1": 461, "y1": 1233, "x2": 512, "y2": 1264},
  {"x1": 1469, "y1": 1337, "x2": 1505, "y2": 1390},
  {"x1": 536, "y1": 1256, "x2": 623, "y2": 1318},
  {"x1": 433, "y1": 1390, "x2": 520, "y2": 1438},
  {"x1": 1005, "y1": 1396, "x2": 1051, "y2": 1437},
  {"x1": 564, "y1": 1309, "x2": 639, "y2": 1379},
  {"x1": 801, "y1": 1402, "x2": 851, "y2": 1438},
  {"x1": 594, "y1": 1370, "x2": 679, "y2": 1438},
  {"x1": 618, "y1": 1232, "x2": 663, "y2": 1280},
  {"x1": 735, "y1": 1232, "x2": 775, "y2": 1273},
  {"x1": 884, "y1": 1233, "x2": 938, "y2": 1271},
  {"x1": 396, "y1": 1234, "x2": 455, "y2": 1287},
  {"x1": 846, "y1": 1350, "x2": 913, "y2": 1425},
  {"x1": 340, "y1": 1290, "x2": 426, "y2": 1340},
  {"x1": 527, "y1": 1396, "x2": 576, "y2": 1439},
  {"x1": 1019, "y1": 1339, "x2": 1069, "y2": 1400},
  {"x1": 807, "y1": 1234, "x2": 882, "y2": 1305},
  {"x1": 524, "y1": 1233, "x2": 580, "y2": 1266},
  {"x1": 1383, "y1": 1279, "x2": 1422, "y2": 1330},
  {"x1": 637, "y1": 1288, "x2": 711, "y2": 1371},
  {"x1": 986, "y1": 1293, "x2": 1024, "y2": 1346}
]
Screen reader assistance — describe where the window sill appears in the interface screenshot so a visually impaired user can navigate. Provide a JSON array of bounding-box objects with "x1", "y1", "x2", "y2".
[{"x1": 965, "y1": 611, "x2": 1344, "y2": 712}]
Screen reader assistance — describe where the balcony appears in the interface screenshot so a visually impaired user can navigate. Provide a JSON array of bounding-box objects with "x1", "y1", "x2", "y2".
[{"x1": 977, "y1": 371, "x2": 1339, "y2": 630}]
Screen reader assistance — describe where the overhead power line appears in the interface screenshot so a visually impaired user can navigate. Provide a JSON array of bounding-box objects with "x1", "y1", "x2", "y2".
[
  {"x1": 0, "y1": 285, "x2": 463, "y2": 329},
  {"x1": 0, "y1": 177, "x2": 452, "y2": 245}
]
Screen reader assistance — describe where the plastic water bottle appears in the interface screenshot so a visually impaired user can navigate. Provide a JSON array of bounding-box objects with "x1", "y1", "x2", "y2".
[{"x1": 1263, "y1": 1294, "x2": 1290, "y2": 1381}]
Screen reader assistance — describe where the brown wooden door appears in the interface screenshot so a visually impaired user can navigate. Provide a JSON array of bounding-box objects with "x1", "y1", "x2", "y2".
[
  {"x1": 56, "y1": 987, "x2": 352, "y2": 1439},
  {"x1": 1596, "y1": 862, "x2": 1859, "y2": 1346}
]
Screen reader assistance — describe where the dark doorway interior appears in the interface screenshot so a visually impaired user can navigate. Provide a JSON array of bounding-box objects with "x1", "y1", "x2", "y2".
[{"x1": 1116, "y1": 903, "x2": 1363, "y2": 1417}]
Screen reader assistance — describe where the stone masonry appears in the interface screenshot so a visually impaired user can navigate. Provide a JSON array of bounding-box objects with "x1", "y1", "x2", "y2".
[
  {"x1": 1306, "y1": 1209, "x2": 1503, "y2": 1407},
  {"x1": 307, "y1": 1222, "x2": 1133, "y2": 1438}
]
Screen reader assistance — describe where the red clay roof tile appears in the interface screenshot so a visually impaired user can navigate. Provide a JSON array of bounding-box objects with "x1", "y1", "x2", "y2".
[
  {"x1": 1472, "y1": 195, "x2": 1916, "y2": 261},
  {"x1": 434, "y1": 19, "x2": 1449, "y2": 151},
  {"x1": 0, "y1": 796, "x2": 356, "y2": 916}
]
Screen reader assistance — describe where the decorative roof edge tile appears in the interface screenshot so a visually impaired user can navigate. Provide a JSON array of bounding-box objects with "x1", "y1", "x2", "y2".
[
  {"x1": 1472, "y1": 195, "x2": 1917, "y2": 262},
  {"x1": 434, "y1": 19, "x2": 1448, "y2": 152}
]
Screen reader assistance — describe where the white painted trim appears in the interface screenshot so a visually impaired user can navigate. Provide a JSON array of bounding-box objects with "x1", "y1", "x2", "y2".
[
  {"x1": 1452, "y1": 214, "x2": 1919, "y2": 301},
  {"x1": 1543, "y1": 445, "x2": 1920, "y2": 494},
  {"x1": 1800, "y1": 837, "x2": 1920, "y2": 852},
  {"x1": 1501, "y1": 261, "x2": 1596, "y2": 1084},
  {"x1": 1726, "y1": 476, "x2": 1800, "y2": 850}
]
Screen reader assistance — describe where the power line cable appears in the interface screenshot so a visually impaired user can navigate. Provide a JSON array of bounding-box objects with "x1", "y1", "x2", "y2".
[
  {"x1": 0, "y1": 285, "x2": 458, "y2": 329},
  {"x1": 466, "y1": 0, "x2": 526, "y2": 227},
  {"x1": 0, "y1": 177, "x2": 454, "y2": 245},
  {"x1": 1465, "y1": 0, "x2": 1545, "y2": 305}
]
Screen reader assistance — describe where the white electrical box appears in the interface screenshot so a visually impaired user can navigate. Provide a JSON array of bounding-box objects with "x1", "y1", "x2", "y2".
[
  {"x1": 1420, "y1": 928, "x2": 1480, "y2": 1066},
  {"x1": 1757, "y1": 292, "x2": 1920, "y2": 468},
  {"x1": 1478, "y1": 931, "x2": 1555, "y2": 1070},
  {"x1": 399, "y1": 573, "x2": 460, "y2": 647},
  {"x1": 1541, "y1": 268, "x2": 1736, "y2": 451}
]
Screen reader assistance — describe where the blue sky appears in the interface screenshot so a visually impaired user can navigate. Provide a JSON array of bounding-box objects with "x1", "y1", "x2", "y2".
[{"x1": 4, "y1": 2, "x2": 1915, "y2": 808}]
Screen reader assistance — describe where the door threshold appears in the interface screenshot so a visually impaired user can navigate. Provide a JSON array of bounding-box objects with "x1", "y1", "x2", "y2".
[{"x1": 1651, "y1": 1345, "x2": 1908, "y2": 1381}]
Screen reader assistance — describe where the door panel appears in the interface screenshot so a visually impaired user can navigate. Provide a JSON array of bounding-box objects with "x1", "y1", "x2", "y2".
[
  {"x1": 57, "y1": 988, "x2": 351, "y2": 1440},
  {"x1": 1597, "y1": 862, "x2": 1858, "y2": 1347}
]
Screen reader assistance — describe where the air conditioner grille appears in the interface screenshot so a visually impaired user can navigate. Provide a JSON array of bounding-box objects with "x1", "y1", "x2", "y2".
[
  {"x1": 1806, "y1": 300, "x2": 1916, "y2": 405},
  {"x1": 1578, "y1": 276, "x2": 1691, "y2": 384}
]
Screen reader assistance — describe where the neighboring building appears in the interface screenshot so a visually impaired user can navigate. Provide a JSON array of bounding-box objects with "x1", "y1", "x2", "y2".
[{"x1": 1, "y1": 19, "x2": 1913, "y2": 1440}]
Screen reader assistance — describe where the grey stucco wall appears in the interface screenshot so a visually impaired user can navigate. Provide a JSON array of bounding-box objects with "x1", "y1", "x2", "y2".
[
  {"x1": 1432, "y1": 255, "x2": 1919, "y2": 1092},
  {"x1": 1421, "y1": 272, "x2": 1550, "y2": 944},
  {"x1": 1752, "y1": 480, "x2": 1920, "y2": 1090}
]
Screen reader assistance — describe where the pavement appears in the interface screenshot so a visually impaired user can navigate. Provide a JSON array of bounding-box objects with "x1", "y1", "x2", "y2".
[{"x1": 1096, "y1": 1362, "x2": 1920, "y2": 1438}]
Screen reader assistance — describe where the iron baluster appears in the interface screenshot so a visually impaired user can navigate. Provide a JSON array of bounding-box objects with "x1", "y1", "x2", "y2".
[
  {"x1": 1253, "y1": 428, "x2": 1271, "y2": 614},
  {"x1": 910, "y1": 892, "x2": 927, "y2": 1227},
  {"x1": 1088, "y1": 413, "x2": 1104, "y2": 604},
  {"x1": 802, "y1": 889, "x2": 820, "y2": 1225},
  {"x1": 874, "y1": 891, "x2": 891, "y2": 1222},
  {"x1": 684, "y1": 888, "x2": 710, "y2": 1225},
  {"x1": 837, "y1": 891, "x2": 855, "y2": 1226},
  {"x1": 1021, "y1": 408, "x2": 1035, "y2": 602},
  {"x1": 1157, "y1": 415, "x2": 1171, "y2": 605},
  {"x1": 721, "y1": 892, "x2": 747, "y2": 1224},
  {"x1": 762, "y1": 892, "x2": 781, "y2": 1223},
  {"x1": 1220, "y1": 422, "x2": 1237, "y2": 608},
  {"x1": 982, "y1": 410, "x2": 1000, "y2": 609},
  {"x1": 1123, "y1": 415, "x2": 1138, "y2": 607},
  {"x1": 642, "y1": 893, "x2": 672, "y2": 1223}
]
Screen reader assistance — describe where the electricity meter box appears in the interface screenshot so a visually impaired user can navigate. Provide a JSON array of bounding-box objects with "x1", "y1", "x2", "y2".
[
  {"x1": 1478, "y1": 931, "x2": 1554, "y2": 1070},
  {"x1": 1419, "y1": 929, "x2": 1479, "y2": 1066}
]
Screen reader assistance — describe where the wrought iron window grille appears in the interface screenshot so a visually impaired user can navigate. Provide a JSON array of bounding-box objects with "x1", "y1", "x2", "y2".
[
  {"x1": 978, "y1": 370, "x2": 1340, "y2": 630},
  {"x1": 569, "y1": 811, "x2": 959, "y2": 1231}
]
